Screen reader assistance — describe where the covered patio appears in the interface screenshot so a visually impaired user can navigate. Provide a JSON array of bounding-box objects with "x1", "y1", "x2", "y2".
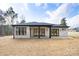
[{"x1": 29, "y1": 26, "x2": 51, "y2": 38}]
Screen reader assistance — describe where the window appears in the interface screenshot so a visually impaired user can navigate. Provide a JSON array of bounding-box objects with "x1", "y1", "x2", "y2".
[
  {"x1": 62, "y1": 28, "x2": 66, "y2": 31},
  {"x1": 16, "y1": 27, "x2": 19, "y2": 35},
  {"x1": 40, "y1": 28, "x2": 45, "y2": 36},
  {"x1": 33, "y1": 28, "x2": 38, "y2": 36},
  {"x1": 51, "y1": 29, "x2": 59, "y2": 36},
  {"x1": 16, "y1": 26, "x2": 27, "y2": 35}
]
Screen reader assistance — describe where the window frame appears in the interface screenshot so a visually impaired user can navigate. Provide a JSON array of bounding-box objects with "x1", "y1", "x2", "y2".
[
  {"x1": 51, "y1": 29, "x2": 59, "y2": 36},
  {"x1": 40, "y1": 28, "x2": 45, "y2": 37},
  {"x1": 16, "y1": 26, "x2": 27, "y2": 35},
  {"x1": 33, "y1": 28, "x2": 38, "y2": 37}
]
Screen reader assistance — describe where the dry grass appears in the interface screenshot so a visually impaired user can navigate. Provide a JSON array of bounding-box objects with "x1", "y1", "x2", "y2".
[{"x1": 0, "y1": 33, "x2": 79, "y2": 56}]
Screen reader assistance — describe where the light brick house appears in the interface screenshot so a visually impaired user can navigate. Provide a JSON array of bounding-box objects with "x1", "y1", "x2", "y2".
[{"x1": 12, "y1": 22, "x2": 69, "y2": 39}]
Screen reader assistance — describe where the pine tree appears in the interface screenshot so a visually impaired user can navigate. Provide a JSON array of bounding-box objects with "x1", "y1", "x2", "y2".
[{"x1": 60, "y1": 18, "x2": 67, "y2": 26}]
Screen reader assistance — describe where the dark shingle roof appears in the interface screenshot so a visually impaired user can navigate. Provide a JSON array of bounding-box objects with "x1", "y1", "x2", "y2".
[
  {"x1": 14, "y1": 22, "x2": 52, "y2": 25},
  {"x1": 12, "y1": 22, "x2": 69, "y2": 28}
]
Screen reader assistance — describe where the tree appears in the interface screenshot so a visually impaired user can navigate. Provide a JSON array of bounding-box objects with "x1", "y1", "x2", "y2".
[
  {"x1": 4, "y1": 7, "x2": 18, "y2": 35},
  {"x1": 16, "y1": 21, "x2": 19, "y2": 24},
  {"x1": 60, "y1": 18, "x2": 67, "y2": 26},
  {"x1": 20, "y1": 15, "x2": 26, "y2": 23},
  {"x1": 0, "y1": 15, "x2": 5, "y2": 22},
  {"x1": 20, "y1": 20, "x2": 26, "y2": 23},
  {"x1": 4, "y1": 7, "x2": 18, "y2": 25},
  {"x1": 0, "y1": 15, "x2": 6, "y2": 35}
]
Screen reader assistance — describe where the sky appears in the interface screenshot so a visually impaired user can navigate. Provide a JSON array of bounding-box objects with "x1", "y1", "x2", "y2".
[{"x1": 0, "y1": 3, "x2": 79, "y2": 28}]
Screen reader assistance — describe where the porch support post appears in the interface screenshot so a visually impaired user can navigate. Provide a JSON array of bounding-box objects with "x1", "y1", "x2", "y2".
[
  {"x1": 30, "y1": 26, "x2": 31, "y2": 38},
  {"x1": 13, "y1": 26, "x2": 14, "y2": 39},
  {"x1": 13, "y1": 26, "x2": 15, "y2": 39},
  {"x1": 38, "y1": 26, "x2": 40, "y2": 38},
  {"x1": 49, "y1": 26, "x2": 51, "y2": 38}
]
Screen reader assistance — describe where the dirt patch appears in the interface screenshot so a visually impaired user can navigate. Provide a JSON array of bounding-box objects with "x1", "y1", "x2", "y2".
[{"x1": 0, "y1": 36, "x2": 79, "y2": 56}]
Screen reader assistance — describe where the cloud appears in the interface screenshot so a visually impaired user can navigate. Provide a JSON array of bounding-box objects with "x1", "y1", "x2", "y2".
[
  {"x1": 35, "y1": 3, "x2": 42, "y2": 6},
  {"x1": 34, "y1": 3, "x2": 48, "y2": 9},
  {"x1": 42, "y1": 3, "x2": 48, "y2": 9},
  {"x1": 46, "y1": 3, "x2": 70, "y2": 24},
  {"x1": 0, "y1": 3, "x2": 10, "y2": 11},
  {"x1": 67, "y1": 15, "x2": 79, "y2": 28}
]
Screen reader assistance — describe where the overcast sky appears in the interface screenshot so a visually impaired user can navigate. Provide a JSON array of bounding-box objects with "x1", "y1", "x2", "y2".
[{"x1": 0, "y1": 3, "x2": 79, "y2": 28}]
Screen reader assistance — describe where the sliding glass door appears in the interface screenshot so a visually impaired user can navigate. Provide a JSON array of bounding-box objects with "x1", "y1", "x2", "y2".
[
  {"x1": 40, "y1": 28, "x2": 45, "y2": 37},
  {"x1": 33, "y1": 27, "x2": 39, "y2": 37},
  {"x1": 31, "y1": 27, "x2": 45, "y2": 38}
]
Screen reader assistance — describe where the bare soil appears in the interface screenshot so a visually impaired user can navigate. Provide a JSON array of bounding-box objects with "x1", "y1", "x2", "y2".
[{"x1": 0, "y1": 34, "x2": 79, "y2": 56}]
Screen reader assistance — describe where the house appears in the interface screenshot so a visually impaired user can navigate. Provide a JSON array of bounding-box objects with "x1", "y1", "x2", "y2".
[
  {"x1": 12, "y1": 22, "x2": 69, "y2": 39},
  {"x1": 68, "y1": 29, "x2": 76, "y2": 32}
]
